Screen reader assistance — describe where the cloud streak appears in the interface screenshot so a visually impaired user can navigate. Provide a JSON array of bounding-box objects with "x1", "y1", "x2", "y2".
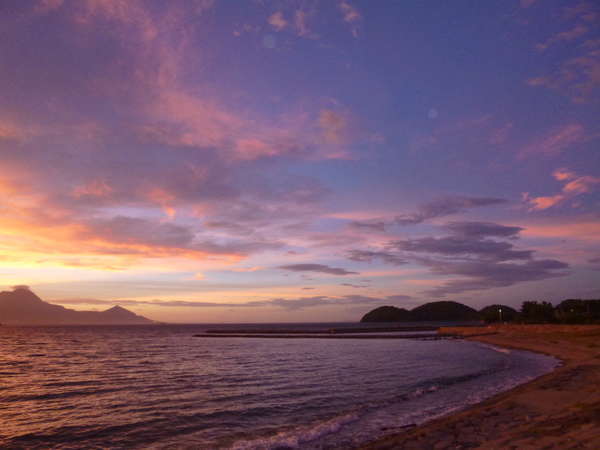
[
  {"x1": 523, "y1": 168, "x2": 600, "y2": 210},
  {"x1": 526, "y1": 2, "x2": 600, "y2": 103},
  {"x1": 56, "y1": 293, "x2": 412, "y2": 311},
  {"x1": 394, "y1": 196, "x2": 507, "y2": 226},
  {"x1": 349, "y1": 196, "x2": 508, "y2": 231},
  {"x1": 347, "y1": 250, "x2": 407, "y2": 266},
  {"x1": 278, "y1": 264, "x2": 358, "y2": 275}
]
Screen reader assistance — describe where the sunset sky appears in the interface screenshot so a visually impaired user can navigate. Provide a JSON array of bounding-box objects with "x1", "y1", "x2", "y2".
[{"x1": 1, "y1": 0, "x2": 598, "y2": 322}]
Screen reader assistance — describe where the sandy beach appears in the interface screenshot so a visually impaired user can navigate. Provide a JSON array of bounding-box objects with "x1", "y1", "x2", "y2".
[{"x1": 361, "y1": 324, "x2": 600, "y2": 450}]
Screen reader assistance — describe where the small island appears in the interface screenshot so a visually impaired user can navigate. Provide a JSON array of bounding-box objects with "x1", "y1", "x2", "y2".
[{"x1": 361, "y1": 301, "x2": 482, "y2": 323}]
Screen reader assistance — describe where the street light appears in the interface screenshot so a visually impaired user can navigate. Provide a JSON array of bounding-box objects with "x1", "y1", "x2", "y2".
[{"x1": 498, "y1": 307, "x2": 503, "y2": 323}]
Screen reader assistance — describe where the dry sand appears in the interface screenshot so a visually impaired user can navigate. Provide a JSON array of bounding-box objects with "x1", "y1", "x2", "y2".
[{"x1": 360, "y1": 324, "x2": 600, "y2": 450}]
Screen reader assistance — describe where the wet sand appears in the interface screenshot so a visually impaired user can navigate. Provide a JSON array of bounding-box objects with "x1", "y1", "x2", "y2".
[{"x1": 360, "y1": 324, "x2": 600, "y2": 450}]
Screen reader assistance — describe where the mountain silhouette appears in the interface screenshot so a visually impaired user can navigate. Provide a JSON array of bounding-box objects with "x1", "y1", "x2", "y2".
[
  {"x1": 361, "y1": 301, "x2": 481, "y2": 322},
  {"x1": 0, "y1": 288, "x2": 153, "y2": 325}
]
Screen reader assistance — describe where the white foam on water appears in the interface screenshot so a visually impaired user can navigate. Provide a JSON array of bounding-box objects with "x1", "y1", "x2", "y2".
[
  {"x1": 475, "y1": 342, "x2": 512, "y2": 354},
  {"x1": 230, "y1": 411, "x2": 362, "y2": 450},
  {"x1": 230, "y1": 344, "x2": 560, "y2": 450}
]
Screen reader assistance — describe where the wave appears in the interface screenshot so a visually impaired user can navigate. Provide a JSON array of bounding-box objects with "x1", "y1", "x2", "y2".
[
  {"x1": 0, "y1": 325, "x2": 560, "y2": 449},
  {"x1": 227, "y1": 372, "x2": 492, "y2": 450},
  {"x1": 230, "y1": 411, "x2": 362, "y2": 450},
  {"x1": 475, "y1": 342, "x2": 512, "y2": 354},
  {"x1": 1, "y1": 387, "x2": 124, "y2": 402}
]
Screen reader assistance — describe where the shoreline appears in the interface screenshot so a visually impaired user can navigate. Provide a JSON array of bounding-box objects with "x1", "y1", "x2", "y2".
[{"x1": 360, "y1": 324, "x2": 600, "y2": 449}]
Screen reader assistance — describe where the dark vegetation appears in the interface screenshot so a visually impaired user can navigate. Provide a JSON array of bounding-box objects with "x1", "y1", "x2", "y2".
[
  {"x1": 360, "y1": 305, "x2": 414, "y2": 322},
  {"x1": 410, "y1": 301, "x2": 480, "y2": 321},
  {"x1": 361, "y1": 301, "x2": 479, "y2": 323},
  {"x1": 361, "y1": 299, "x2": 600, "y2": 324},
  {"x1": 480, "y1": 304, "x2": 517, "y2": 323}
]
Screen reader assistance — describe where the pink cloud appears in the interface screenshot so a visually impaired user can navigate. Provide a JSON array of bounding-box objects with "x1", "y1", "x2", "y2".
[
  {"x1": 522, "y1": 193, "x2": 565, "y2": 211},
  {"x1": 73, "y1": 0, "x2": 161, "y2": 45},
  {"x1": 69, "y1": 2, "x2": 355, "y2": 163},
  {"x1": 489, "y1": 122, "x2": 514, "y2": 145},
  {"x1": 339, "y1": 1, "x2": 361, "y2": 23},
  {"x1": 338, "y1": 1, "x2": 362, "y2": 37},
  {"x1": 72, "y1": 179, "x2": 114, "y2": 199},
  {"x1": 0, "y1": 120, "x2": 24, "y2": 141},
  {"x1": 0, "y1": 0, "x2": 366, "y2": 276},
  {"x1": 294, "y1": 10, "x2": 311, "y2": 38},
  {"x1": 523, "y1": 168, "x2": 600, "y2": 210},
  {"x1": 518, "y1": 123, "x2": 587, "y2": 158},
  {"x1": 145, "y1": 187, "x2": 177, "y2": 219},
  {"x1": 268, "y1": 11, "x2": 287, "y2": 31},
  {"x1": 527, "y1": 3, "x2": 600, "y2": 104},
  {"x1": 520, "y1": 221, "x2": 600, "y2": 242},
  {"x1": 34, "y1": 0, "x2": 64, "y2": 14},
  {"x1": 318, "y1": 109, "x2": 347, "y2": 145},
  {"x1": 535, "y1": 24, "x2": 589, "y2": 51}
]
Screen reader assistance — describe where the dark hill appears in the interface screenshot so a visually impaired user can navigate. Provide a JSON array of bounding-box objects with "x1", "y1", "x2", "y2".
[
  {"x1": 361, "y1": 300, "x2": 481, "y2": 323},
  {"x1": 0, "y1": 288, "x2": 154, "y2": 325},
  {"x1": 479, "y1": 304, "x2": 517, "y2": 322},
  {"x1": 410, "y1": 301, "x2": 481, "y2": 321},
  {"x1": 360, "y1": 306, "x2": 413, "y2": 323}
]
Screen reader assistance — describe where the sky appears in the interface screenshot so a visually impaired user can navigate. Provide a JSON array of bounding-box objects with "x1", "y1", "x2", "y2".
[{"x1": 0, "y1": 0, "x2": 598, "y2": 323}]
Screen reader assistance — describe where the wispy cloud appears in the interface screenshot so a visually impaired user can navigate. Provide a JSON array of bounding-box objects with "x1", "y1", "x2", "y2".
[
  {"x1": 340, "y1": 283, "x2": 368, "y2": 288},
  {"x1": 535, "y1": 24, "x2": 590, "y2": 51},
  {"x1": 394, "y1": 196, "x2": 507, "y2": 226},
  {"x1": 319, "y1": 109, "x2": 347, "y2": 144},
  {"x1": 348, "y1": 196, "x2": 508, "y2": 232},
  {"x1": 443, "y1": 222, "x2": 523, "y2": 239},
  {"x1": 0, "y1": 1, "x2": 362, "y2": 273},
  {"x1": 349, "y1": 220, "x2": 387, "y2": 232},
  {"x1": 347, "y1": 250, "x2": 407, "y2": 266},
  {"x1": 518, "y1": 124, "x2": 589, "y2": 158},
  {"x1": 338, "y1": 1, "x2": 362, "y2": 37},
  {"x1": 268, "y1": 11, "x2": 287, "y2": 31},
  {"x1": 55, "y1": 293, "x2": 412, "y2": 311},
  {"x1": 523, "y1": 168, "x2": 600, "y2": 210},
  {"x1": 527, "y1": 2, "x2": 600, "y2": 103},
  {"x1": 278, "y1": 264, "x2": 358, "y2": 276},
  {"x1": 391, "y1": 236, "x2": 533, "y2": 262}
]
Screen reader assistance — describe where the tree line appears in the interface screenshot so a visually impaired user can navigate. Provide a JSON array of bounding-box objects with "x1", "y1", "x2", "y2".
[{"x1": 481, "y1": 299, "x2": 600, "y2": 324}]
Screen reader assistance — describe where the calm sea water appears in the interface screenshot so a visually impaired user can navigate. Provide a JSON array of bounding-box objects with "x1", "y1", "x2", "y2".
[{"x1": 0, "y1": 324, "x2": 557, "y2": 449}]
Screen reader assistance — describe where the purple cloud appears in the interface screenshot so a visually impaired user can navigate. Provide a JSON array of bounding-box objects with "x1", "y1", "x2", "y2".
[
  {"x1": 395, "y1": 196, "x2": 507, "y2": 226},
  {"x1": 348, "y1": 197, "x2": 508, "y2": 232},
  {"x1": 347, "y1": 249, "x2": 407, "y2": 265},
  {"x1": 349, "y1": 220, "x2": 387, "y2": 232},
  {"x1": 422, "y1": 258, "x2": 569, "y2": 297},
  {"x1": 391, "y1": 236, "x2": 533, "y2": 262},
  {"x1": 278, "y1": 264, "x2": 358, "y2": 275},
  {"x1": 443, "y1": 221, "x2": 523, "y2": 239},
  {"x1": 348, "y1": 220, "x2": 568, "y2": 296}
]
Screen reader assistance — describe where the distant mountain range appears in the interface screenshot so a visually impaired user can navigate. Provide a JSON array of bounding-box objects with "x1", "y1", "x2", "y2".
[{"x1": 0, "y1": 288, "x2": 154, "y2": 325}]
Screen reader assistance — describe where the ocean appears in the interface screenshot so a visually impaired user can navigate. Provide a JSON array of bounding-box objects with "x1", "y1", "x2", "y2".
[{"x1": 0, "y1": 324, "x2": 558, "y2": 449}]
